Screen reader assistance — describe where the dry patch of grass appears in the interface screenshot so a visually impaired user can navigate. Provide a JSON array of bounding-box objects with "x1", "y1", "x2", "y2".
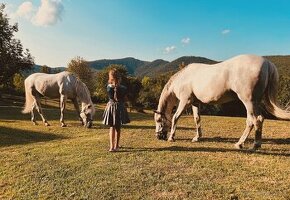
[{"x1": 0, "y1": 101, "x2": 289, "y2": 199}]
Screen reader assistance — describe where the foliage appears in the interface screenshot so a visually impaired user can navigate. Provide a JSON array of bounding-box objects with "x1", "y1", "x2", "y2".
[
  {"x1": 40, "y1": 65, "x2": 51, "y2": 74},
  {"x1": 265, "y1": 56, "x2": 290, "y2": 107},
  {"x1": 67, "y1": 56, "x2": 95, "y2": 94},
  {"x1": 278, "y1": 75, "x2": 290, "y2": 107},
  {"x1": 138, "y1": 72, "x2": 173, "y2": 109},
  {"x1": 125, "y1": 76, "x2": 142, "y2": 109},
  {"x1": 12, "y1": 73, "x2": 25, "y2": 93},
  {"x1": 0, "y1": 4, "x2": 34, "y2": 89}
]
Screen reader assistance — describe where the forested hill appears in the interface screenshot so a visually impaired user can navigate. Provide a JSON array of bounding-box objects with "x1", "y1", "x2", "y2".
[
  {"x1": 139, "y1": 56, "x2": 217, "y2": 77},
  {"x1": 30, "y1": 55, "x2": 290, "y2": 78},
  {"x1": 265, "y1": 55, "x2": 290, "y2": 76},
  {"x1": 87, "y1": 55, "x2": 217, "y2": 77},
  {"x1": 87, "y1": 57, "x2": 149, "y2": 75}
]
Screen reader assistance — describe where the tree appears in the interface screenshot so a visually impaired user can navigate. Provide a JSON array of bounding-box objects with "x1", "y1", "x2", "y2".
[
  {"x1": 67, "y1": 56, "x2": 95, "y2": 94},
  {"x1": 40, "y1": 65, "x2": 51, "y2": 74},
  {"x1": 0, "y1": 4, "x2": 34, "y2": 89},
  {"x1": 138, "y1": 73, "x2": 172, "y2": 109},
  {"x1": 13, "y1": 73, "x2": 25, "y2": 93}
]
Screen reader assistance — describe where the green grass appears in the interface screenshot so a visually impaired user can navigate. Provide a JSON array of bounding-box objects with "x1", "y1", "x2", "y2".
[{"x1": 0, "y1": 97, "x2": 290, "y2": 199}]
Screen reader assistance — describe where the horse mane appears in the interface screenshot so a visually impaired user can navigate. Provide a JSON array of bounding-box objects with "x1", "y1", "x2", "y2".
[
  {"x1": 164, "y1": 65, "x2": 190, "y2": 90},
  {"x1": 75, "y1": 77, "x2": 92, "y2": 104},
  {"x1": 158, "y1": 66, "x2": 188, "y2": 112}
]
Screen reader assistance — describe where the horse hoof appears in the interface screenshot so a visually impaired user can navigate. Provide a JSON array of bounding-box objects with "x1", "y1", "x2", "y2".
[
  {"x1": 251, "y1": 143, "x2": 261, "y2": 151},
  {"x1": 33, "y1": 122, "x2": 38, "y2": 125},
  {"x1": 192, "y1": 137, "x2": 200, "y2": 142},
  {"x1": 45, "y1": 123, "x2": 50, "y2": 126},
  {"x1": 234, "y1": 143, "x2": 243, "y2": 149},
  {"x1": 168, "y1": 138, "x2": 175, "y2": 142},
  {"x1": 61, "y1": 124, "x2": 67, "y2": 127}
]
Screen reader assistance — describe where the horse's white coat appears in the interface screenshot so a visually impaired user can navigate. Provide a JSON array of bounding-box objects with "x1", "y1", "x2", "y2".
[
  {"x1": 155, "y1": 54, "x2": 290, "y2": 149},
  {"x1": 23, "y1": 71, "x2": 95, "y2": 127}
]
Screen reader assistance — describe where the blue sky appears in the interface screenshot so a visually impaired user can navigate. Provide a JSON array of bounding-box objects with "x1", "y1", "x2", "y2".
[{"x1": 4, "y1": 0, "x2": 290, "y2": 67}]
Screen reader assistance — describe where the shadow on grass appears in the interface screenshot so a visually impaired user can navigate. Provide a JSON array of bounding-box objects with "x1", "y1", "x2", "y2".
[
  {"x1": 118, "y1": 145, "x2": 290, "y2": 157},
  {"x1": 0, "y1": 106, "x2": 152, "y2": 124},
  {"x1": 123, "y1": 125, "x2": 193, "y2": 130},
  {"x1": 176, "y1": 137, "x2": 290, "y2": 145},
  {"x1": 0, "y1": 126, "x2": 66, "y2": 147}
]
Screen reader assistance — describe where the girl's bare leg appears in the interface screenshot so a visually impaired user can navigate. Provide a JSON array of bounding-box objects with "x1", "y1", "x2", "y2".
[
  {"x1": 109, "y1": 127, "x2": 115, "y2": 151},
  {"x1": 115, "y1": 127, "x2": 121, "y2": 150}
]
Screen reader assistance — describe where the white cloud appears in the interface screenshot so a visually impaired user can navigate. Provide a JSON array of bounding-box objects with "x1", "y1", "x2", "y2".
[
  {"x1": 6, "y1": 0, "x2": 64, "y2": 27},
  {"x1": 32, "y1": 0, "x2": 64, "y2": 26},
  {"x1": 221, "y1": 29, "x2": 231, "y2": 35},
  {"x1": 16, "y1": 1, "x2": 34, "y2": 19},
  {"x1": 164, "y1": 46, "x2": 176, "y2": 54},
  {"x1": 181, "y1": 37, "x2": 190, "y2": 45}
]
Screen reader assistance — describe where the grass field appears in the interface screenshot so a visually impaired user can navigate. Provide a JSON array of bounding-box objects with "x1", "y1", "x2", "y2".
[{"x1": 0, "y1": 96, "x2": 290, "y2": 199}]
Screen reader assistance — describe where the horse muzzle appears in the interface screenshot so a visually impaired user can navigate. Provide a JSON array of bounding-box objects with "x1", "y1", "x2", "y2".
[
  {"x1": 156, "y1": 131, "x2": 168, "y2": 140},
  {"x1": 85, "y1": 120, "x2": 93, "y2": 128}
]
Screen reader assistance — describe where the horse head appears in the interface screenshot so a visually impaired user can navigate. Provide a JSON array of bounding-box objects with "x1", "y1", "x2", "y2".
[
  {"x1": 154, "y1": 110, "x2": 171, "y2": 140},
  {"x1": 80, "y1": 104, "x2": 95, "y2": 128}
]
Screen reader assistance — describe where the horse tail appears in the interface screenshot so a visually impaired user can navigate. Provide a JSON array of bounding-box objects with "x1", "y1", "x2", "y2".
[
  {"x1": 263, "y1": 61, "x2": 290, "y2": 120},
  {"x1": 22, "y1": 78, "x2": 34, "y2": 114}
]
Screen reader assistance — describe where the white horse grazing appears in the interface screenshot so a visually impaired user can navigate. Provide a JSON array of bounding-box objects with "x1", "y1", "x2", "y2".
[
  {"x1": 154, "y1": 54, "x2": 290, "y2": 150},
  {"x1": 22, "y1": 71, "x2": 95, "y2": 128}
]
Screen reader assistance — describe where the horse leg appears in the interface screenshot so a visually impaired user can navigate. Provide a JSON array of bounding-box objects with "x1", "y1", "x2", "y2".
[
  {"x1": 191, "y1": 104, "x2": 202, "y2": 142},
  {"x1": 252, "y1": 115, "x2": 264, "y2": 150},
  {"x1": 252, "y1": 103, "x2": 264, "y2": 150},
  {"x1": 72, "y1": 98, "x2": 83, "y2": 125},
  {"x1": 60, "y1": 94, "x2": 67, "y2": 127},
  {"x1": 168, "y1": 100, "x2": 188, "y2": 142},
  {"x1": 31, "y1": 101, "x2": 38, "y2": 125},
  {"x1": 35, "y1": 97, "x2": 50, "y2": 126},
  {"x1": 235, "y1": 101, "x2": 254, "y2": 149}
]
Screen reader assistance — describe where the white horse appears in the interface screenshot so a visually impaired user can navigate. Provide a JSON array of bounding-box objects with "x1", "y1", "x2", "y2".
[
  {"x1": 22, "y1": 71, "x2": 95, "y2": 128},
  {"x1": 154, "y1": 54, "x2": 290, "y2": 150}
]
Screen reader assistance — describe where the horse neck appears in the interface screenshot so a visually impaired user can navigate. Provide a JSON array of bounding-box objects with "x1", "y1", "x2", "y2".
[
  {"x1": 75, "y1": 82, "x2": 92, "y2": 107},
  {"x1": 157, "y1": 86, "x2": 177, "y2": 117}
]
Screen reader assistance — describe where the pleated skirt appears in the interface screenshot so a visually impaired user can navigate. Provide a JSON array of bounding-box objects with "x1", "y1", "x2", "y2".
[{"x1": 102, "y1": 100, "x2": 130, "y2": 127}]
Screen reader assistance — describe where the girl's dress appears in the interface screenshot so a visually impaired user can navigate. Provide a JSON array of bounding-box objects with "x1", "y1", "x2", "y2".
[{"x1": 102, "y1": 84, "x2": 130, "y2": 127}]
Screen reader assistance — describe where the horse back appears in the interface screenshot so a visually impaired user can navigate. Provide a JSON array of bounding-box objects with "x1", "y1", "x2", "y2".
[
  {"x1": 25, "y1": 72, "x2": 76, "y2": 98},
  {"x1": 171, "y1": 55, "x2": 270, "y2": 104}
]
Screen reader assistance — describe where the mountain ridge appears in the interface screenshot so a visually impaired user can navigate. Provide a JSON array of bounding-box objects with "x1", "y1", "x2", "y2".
[{"x1": 29, "y1": 55, "x2": 290, "y2": 77}]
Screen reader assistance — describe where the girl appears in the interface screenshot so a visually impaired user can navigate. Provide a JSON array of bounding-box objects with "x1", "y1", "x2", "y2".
[{"x1": 103, "y1": 69, "x2": 130, "y2": 152}]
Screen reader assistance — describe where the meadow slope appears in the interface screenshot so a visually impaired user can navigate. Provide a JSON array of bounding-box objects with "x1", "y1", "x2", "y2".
[{"x1": 0, "y1": 100, "x2": 289, "y2": 200}]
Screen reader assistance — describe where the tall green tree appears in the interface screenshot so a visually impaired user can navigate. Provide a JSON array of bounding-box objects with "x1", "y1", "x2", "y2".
[
  {"x1": 0, "y1": 4, "x2": 34, "y2": 89},
  {"x1": 67, "y1": 56, "x2": 95, "y2": 94}
]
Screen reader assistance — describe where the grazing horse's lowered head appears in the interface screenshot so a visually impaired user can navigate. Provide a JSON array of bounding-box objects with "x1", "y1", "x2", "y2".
[
  {"x1": 80, "y1": 103, "x2": 95, "y2": 128},
  {"x1": 154, "y1": 110, "x2": 172, "y2": 140}
]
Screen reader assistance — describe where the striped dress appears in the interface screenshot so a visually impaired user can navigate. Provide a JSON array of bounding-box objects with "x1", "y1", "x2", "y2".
[{"x1": 102, "y1": 84, "x2": 130, "y2": 128}]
